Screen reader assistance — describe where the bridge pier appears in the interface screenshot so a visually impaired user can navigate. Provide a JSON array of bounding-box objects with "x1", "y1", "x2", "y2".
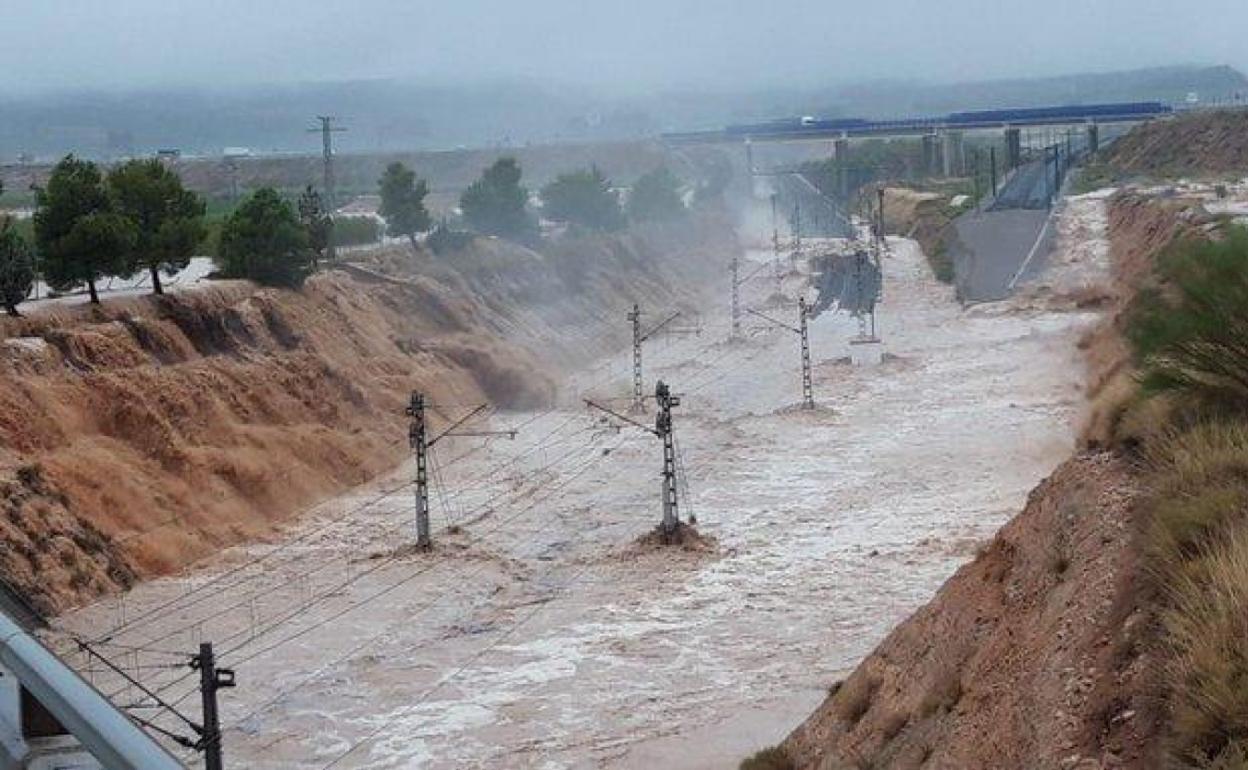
[
  {"x1": 834, "y1": 135, "x2": 850, "y2": 197},
  {"x1": 1004, "y1": 127, "x2": 1022, "y2": 169},
  {"x1": 942, "y1": 130, "x2": 964, "y2": 177},
  {"x1": 922, "y1": 132, "x2": 940, "y2": 177},
  {"x1": 1086, "y1": 123, "x2": 1100, "y2": 154}
]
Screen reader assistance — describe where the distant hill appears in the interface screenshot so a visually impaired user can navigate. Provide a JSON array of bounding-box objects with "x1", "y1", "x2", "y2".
[
  {"x1": 812, "y1": 65, "x2": 1248, "y2": 119},
  {"x1": 0, "y1": 65, "x2": 1242, "y2": 163}
]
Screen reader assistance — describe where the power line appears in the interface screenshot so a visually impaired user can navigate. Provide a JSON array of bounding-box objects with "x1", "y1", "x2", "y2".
[
  {"x1": 86, "y1": 411, "x2": 599, "y2": 682},
  {"x1": 219, "y1": 432, "x2": 641, "y2": 734},
  {"x1": 75, "y1": 315, "x2": 749, "y2": 746},
  {"x1": 318, "y1": 550, "x2": 603, "y2": 768},
  {"x1": 91, "y1": 409, "x2": 551, "y2": 643}
]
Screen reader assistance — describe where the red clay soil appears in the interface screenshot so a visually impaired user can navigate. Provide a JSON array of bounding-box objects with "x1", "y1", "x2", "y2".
[
  {"x1": 778, "y1": 194, "x2": 1226, "y2": 770},
  {"x1": 0, "y1": 216, "x2": 734, "y2": 616},
  {"x1": 1102, "y1": 110, "x2": 1248, "y2": 178},
  {"x1": 783, "y1": 453, "x2": 1161, "y2": 770}
]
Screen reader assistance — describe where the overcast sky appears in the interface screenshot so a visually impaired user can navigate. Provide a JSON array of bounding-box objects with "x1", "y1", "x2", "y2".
[{"x1": 2, "y1": 1, "x2": 1245, "y2": 94}]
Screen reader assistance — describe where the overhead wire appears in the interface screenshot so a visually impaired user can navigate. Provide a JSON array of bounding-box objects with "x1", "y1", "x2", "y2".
[{"x1": 218, "y1": 430, "x2": 641, "y2": 733}]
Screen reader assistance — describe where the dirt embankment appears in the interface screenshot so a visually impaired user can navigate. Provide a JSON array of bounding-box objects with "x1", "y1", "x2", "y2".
[
  {"x1": 1080, "y1": 194, "x2": 1222, "y2": 447},
  {"x1": 784, "y1": 453, "x2": 1155, "y2": 770},
  {"x1": 0, "y1": 215, "x2": 733, "y2": 617},
  {"x1": 779, "y1": 194, "x2": 1216, "y2": 770},
  {"x1": 880, "y1": 187, "x2": 963, "y2": 283},
  {"x1": 1093, "y1": 110, "x2": 1248, "y2": 182},
  {"x1": 1078, "y1": 108, "x2": 1248, "y2": 190}
]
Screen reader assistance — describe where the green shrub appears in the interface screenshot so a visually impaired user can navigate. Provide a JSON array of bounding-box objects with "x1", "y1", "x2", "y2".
[
  {"x1": 1128, "y1": 227, "x2": 1248, "y2": 410},
  {"x1": 427, "y1": 223, "x2": 475, "y2": 256},
  {"x1": 215, "y1": 188, "x2": 313, "y2": 288},
  {"x1": 929, "y1": 236, "x2": 955, "y2": 283},
  {"x1": 331, "y1": 216, "x2": 381, "y2": 248}
]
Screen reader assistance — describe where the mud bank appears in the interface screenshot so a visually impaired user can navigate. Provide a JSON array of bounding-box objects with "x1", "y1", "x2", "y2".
[
  {"x1": 783, "y1": 452, "x2": 1154, "y2": 770},
  {"x1": 0, "y1": 215, "x2": 733, "y2": 615},
  {"x1": 780, "y1": 189, "x2": 1231, "y2": 769},
  {"x1": 51, "y1": 227, "x2": 1096, "y2": 768}
]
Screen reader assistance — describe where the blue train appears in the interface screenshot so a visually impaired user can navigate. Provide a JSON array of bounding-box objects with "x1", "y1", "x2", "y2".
[
  {"x1": 711, "y1": 101, "x2": 1172, "y2": 140},
  {"x1": 944, "y1": 101, "x2": 1172, "y2": 126}
]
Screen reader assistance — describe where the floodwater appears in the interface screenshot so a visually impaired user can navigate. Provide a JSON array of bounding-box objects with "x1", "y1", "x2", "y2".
[{"x1": 51, "y1": 218, "x2": 1105, "y2": 768}]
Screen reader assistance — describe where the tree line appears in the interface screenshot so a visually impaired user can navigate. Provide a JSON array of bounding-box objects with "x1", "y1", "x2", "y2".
[
  {"x1": 377, "y1": 156, "x2": 699, "y2": 253},
  {"x1": 0, "y1": 151, "x2": 707, "y2": 314},
  {"x1": 0, "y1": 156, "x2": 341, "y2": 314}
]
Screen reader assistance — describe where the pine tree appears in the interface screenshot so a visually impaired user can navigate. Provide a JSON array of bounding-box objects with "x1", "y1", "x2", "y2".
[
  {"x1": 0, "y1": 218, "x2": 34, "y2": 316},
  {"x1": 108, "y1": 159, "x2": 206, "y2": 295},
  {"x1": 216, "y1": 188, "x2": 314, "y2": 288},
  {"x1": 460, "y1": 158, "x2": 537, "y2": 242},
  {"x1": 33, "y1": 155, "x2": 134, "y2": 304},
  {"x1": 378, "y1": 163, "x2": 432, "y2": 250}
]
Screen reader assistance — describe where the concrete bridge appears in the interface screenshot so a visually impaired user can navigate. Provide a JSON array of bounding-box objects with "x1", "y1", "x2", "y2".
[{"x1": 665, "y1": 101, "x2": 1170, "y2": 179}]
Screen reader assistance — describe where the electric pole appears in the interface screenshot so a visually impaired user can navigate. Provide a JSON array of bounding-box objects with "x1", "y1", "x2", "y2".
[
  {"x1": 76, "y1": 639, "x2": 235, "y2": 769},
  {"x1": 406, "y1": 393, "x2": 516, "y2": 548},
  {"x1": 626, "y1": 306, "x2": 691, "y2": 412},
  {"x1": 629, "y1": 304, "x2": 644, "y2": 412},
  {"x1": 192, "y1": 643, "x2": 234, "y2": 770},
  {"x1": 792, "y1": 201, "x2": 802, "y2": 255},
  {"x1": 798, "y1": 297, "x2": 814, "y2": 411},
  {"x1": 406, "y1": 392, "x2": 432, "y2": 549},
  {"x1": 770, "y1": 193, "x2": 779, "y2": 259},
  {"x1": 585, "y1": 380, "x2": 686, "y2": 542},
  {"x1": 730, "y1": 257, "x2": 741, "y2": 339},
  {"x1": 747, "y1": 299, "x2": 816, "y2": 410},
  {"x1": 308, "y1": 116, "x2": 347, "y2": 211},
  {"x1": 656, "y1": 381, "x2": 681, "y2": 538},
  {"x1": 990, "y1": 146, "x2": 998, "y2": 198},
  {"x1": 876, "y1": 187, "x2": 886, "y2": 246}
]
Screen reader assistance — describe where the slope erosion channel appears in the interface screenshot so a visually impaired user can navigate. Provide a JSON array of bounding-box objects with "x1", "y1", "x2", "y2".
[{"x1": 51, "y1": 215, "x2": 1100, "y2": 768}]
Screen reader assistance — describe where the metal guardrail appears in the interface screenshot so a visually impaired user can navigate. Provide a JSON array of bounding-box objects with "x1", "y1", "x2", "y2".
[{"x1": 0, "y1": 613, "x2": 185, "y2": 770}]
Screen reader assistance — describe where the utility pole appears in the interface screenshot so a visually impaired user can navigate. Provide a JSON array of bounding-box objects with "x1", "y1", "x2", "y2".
[
  {"x1": 308, "y1": 116, "x2": 347, "y2": 211},
  {"x1": 626, "y1": 306, "x2": 690, "y2": 412},
  {"x1": 655, "y1": 381, "x2": 680, "y2": 537},
  {"x1": 406, "y1": 392, "x2": 431, "y2": 548},
  {"x1": 876, "y1": 187, "x2": 886, "y2": 246},
  {"x1": 990, "y1": 146, "x2": 998, "y2": 198},
  {"x1": 585, "y1": 380, "x2": 685, "y2": 542},
  {"x1": 770, "y1": 194, "x2": 779, "y2": 259},
  {"x1": 971, "y1": 148, "x2": 981, "y2": 205},
  {"x1": 798, "y1": 297, "x2": 814, "y2": 410},
  {"x1": 792, "y1": 201, "x2": 802, "y2": 256},
  {"x1": 629, "y1": 304, "x2": 644, "y2": 412},
  {"x1": 405, "y1": 393, "x2": 516, "y2": 548},
  {"x1": 192, "y1": 643, "x2": 234, "y2": 770},
  {"x1": 747, "y1": 299, "x2": 816, "y2": 410},
  {"x1": 730, "y1": 257, "x2": 741, "y2": 339}
]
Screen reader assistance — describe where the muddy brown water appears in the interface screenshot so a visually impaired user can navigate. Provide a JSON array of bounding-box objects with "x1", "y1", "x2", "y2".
[{"x1": 51, "y1": 223, "x2": 1105, "y2": 768}]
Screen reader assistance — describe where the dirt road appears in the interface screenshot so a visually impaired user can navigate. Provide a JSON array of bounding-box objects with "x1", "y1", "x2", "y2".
[{"x1": 51, "y1": 225, "x2": 1100, "y2": 769}]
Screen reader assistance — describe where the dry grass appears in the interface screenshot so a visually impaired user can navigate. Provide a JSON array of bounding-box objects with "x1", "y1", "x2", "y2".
[
  {"x1": 1143, "y1": 419, "x2": 1248, "y2": 767},
  {"x1": 739, "y1": 746, "x2": 795, "y2": 770},
  {"x1": 1080, "y1": 369, "x2": 1168, "y2": 449},
  {"x1": 1161, "y1": 527, "x2": 1248, "y2": 767},
  {"x1": 1143, "y1": 421, "x2": 1248, "y2": 566},
  {"x1": 836, "y1": 675, "x2": 880, "y2": 726}
]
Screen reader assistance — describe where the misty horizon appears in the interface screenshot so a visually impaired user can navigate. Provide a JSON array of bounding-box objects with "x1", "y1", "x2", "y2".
[{"x1": 3, "y1": 0, "x2": 1248, "y2": 95}]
